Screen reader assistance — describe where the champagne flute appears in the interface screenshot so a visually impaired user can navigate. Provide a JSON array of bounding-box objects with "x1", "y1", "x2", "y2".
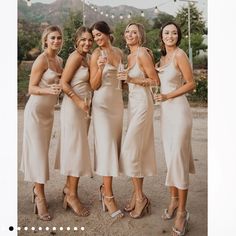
[
  {"x1": 116, "y1": 61, "x2": 127, "y2": 90},
  {"x1": 84, "y1": 92, "x2": 92, "y2": 119},
  {"x1": 100, "y1": 50, "x2": 108, "y2": 63},
  {"x1": 150, "y1": 82, "x2": 160, "y2": 105}
]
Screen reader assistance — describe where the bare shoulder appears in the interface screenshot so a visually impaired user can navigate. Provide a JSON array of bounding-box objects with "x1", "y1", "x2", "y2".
[
  {"x1": 32, "y1": 53, "x2": 47, "y2": 70},
  {"x1": 175, "y1": 48, "x2": 188, "y2": 60},
  {"x1": 139, "y1": 47, "x2": 149, "y2": 56},
  {"x1": 113, "y1": 47, "x2": 123, "y2": 56}
]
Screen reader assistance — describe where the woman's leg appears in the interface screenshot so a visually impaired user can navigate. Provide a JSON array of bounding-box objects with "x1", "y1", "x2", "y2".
[
  {"x1": 33, "y1": 183, "x2": 51, "y2": 221},
  {"x1": 130, "y1": 177, "x2": 150, "y2": 218},
  {"x1": 172, "y1": 188, "x2": 189, "y2": 236},
  {"x1": 63, "y1": 176, "x2": 89, "y2": 216}
]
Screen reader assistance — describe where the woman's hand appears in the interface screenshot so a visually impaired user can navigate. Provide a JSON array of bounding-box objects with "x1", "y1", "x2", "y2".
[
  {"x1": 76, "y1": 100, "x2": 89, "y2": 113},
  {"x1": 97, "y1": 56, "x2": 107, "y2": 69},
  {"x1": 155, "y1": 93, "x2": 168, "y2": 102},
  {"x1": 48, "y1": 83, "x2": 61, "y2": 95}
]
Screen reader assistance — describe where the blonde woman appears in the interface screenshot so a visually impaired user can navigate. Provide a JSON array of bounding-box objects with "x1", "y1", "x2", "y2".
[
  {"x1": 119, "y1": 22, "x2": 160, "y2": 219},
  {"x1": 59, "y1": 26, "x2": 94, "y2": 217},
  {"x1": 21, "y1": 25, "x2": 63, "y2": 221},
  {"x1": 90, "y1": 21, "x2": 124, "y2": 219}
]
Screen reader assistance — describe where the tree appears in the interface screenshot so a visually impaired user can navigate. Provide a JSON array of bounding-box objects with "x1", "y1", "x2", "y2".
[
  {"x1": 60, "y1": 11, "x2": 83, "y2": 62},
  {"x1": 175, "y1": 3, "x2": 207, "y2": 57},
  {"x1": 18, "y1": 19, "x2": 41, "y2": 62},
  {"x1": 153, "y1": 12, "x2": 175, "y2": 29}
]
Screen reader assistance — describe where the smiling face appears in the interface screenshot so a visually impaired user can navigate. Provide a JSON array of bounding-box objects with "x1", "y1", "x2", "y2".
[
  {"x1": 45, "y1": 31, "x2": 62, "y2": 51},
  {"x1": 76, "y1": 32, "x2": 94, "y2": 53},
  {"x1": 161, "y1": 24, "x2": 178, "y2": 47},
  {"x1": 92, "y1": 29, "x2": 109, "y2": 47},
  {"x1": 124, "y1": 24, "x2": 140, "y2": 46}
]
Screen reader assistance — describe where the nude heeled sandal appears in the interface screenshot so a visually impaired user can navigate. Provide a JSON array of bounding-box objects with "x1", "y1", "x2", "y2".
[
  {"x1": 124, "y1": 192, "x2": 136, "y2": 212},
  {"x1": 63, "y1": 194, "x2": 90, "y2": 217},
  {"x1": 32, "y1": 187, "x2": 51, "y2": 221},
  {"x1": 129, "y1": 196, "x2": 151, "y2": 219},
  {"x1": 162, "y1": 196, "x2": 179, "y2": 220},
  {"x1": 101, "y1": 195, "x2": 124, "y2": 218},
  {"x1": 172, "y1": 211, "x2": 190, "y2": 236}
]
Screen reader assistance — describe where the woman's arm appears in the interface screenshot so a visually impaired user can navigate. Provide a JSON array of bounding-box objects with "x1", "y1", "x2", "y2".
[
  {"x1": 61, "y1": 52, "x2": 88, "y2": 112},
  {"x1": 89, "y1": 48, "x2": 104, "y2": 90},
  {"x1": 128, "y1": 47, "x2": 160, "y2": 87},
  {"x1": 28, "y1": 54, "x2": 61, "y2": 95}
]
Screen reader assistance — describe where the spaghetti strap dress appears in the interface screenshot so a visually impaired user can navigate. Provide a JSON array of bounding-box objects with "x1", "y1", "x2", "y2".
[
  {"x1": 20, "y1": 54, "x2": 61, "y2": 184},
  {"x1": 119, "y1": 47, "x2": 157, "y2": 177},
  {"x1": 158, "y1": 49, "x2": 195, "y2": 189},
  {"x1": 92, "y1": 63, "x2": 123, "y2": 176},
  {"x1": 59, "y1": 65, "x2": 92, "y2": 177}
]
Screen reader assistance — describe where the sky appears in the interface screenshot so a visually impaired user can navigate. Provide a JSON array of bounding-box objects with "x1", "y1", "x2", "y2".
[{"x1": 31, "y1": 0, "x2": 207, "y2": 19}]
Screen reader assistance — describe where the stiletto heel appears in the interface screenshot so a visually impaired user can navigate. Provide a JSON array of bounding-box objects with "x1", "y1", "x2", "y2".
[
  {"x1": 172, "y1": 211, "x2": 190, "y2": 236},
  {"x1": 101, "y1": 195, "x2": 124, "y2": 218},
  {"x1": 130, "y1": 196, "x2": 151, "y2": 219},
  {"x1": 162, "y1": 196, "x2": 179, "y2": 220}
]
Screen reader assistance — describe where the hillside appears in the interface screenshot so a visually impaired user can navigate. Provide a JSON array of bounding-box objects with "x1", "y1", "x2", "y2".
[{"x1": 18, "y1": 0, "x2": 167, "y2": 27}]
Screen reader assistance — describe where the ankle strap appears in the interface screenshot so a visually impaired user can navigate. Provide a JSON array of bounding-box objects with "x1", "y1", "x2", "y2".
[{"x1": 104, "y1": 195, "x2": 114, "y2": 199}]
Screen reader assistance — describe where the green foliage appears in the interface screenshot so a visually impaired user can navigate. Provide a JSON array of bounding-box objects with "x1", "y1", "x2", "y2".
[
  {"x1": 175, "y1": 3, "x2": 207, "y2": 58},
  {"x1": 60, "y1": 11, "x2": 83, "y2": 62},
  {"x1": 152, "y1": 12, "x2": 175, "y2": 29},
  {"x1": 18, "y1": 19, "x2": 41, "y2": 62},
  {"x1": 187, "y1": 71, "x2": 207, "y2": 102}
]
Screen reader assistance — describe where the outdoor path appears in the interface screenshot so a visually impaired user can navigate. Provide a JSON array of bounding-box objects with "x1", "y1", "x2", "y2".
[{"x1": 18, "y1": 106, "x2": 207, "y2": 236}]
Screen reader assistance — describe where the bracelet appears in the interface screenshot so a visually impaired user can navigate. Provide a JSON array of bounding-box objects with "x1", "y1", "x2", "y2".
[{"x1": 68, "y1": 91, "x2": 75, "y2": 98}]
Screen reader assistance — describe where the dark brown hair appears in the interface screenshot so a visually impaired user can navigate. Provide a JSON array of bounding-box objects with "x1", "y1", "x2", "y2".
[
  {"x1": 159, "y1": 21, "x2": 182, "y2": 56},
  {"x1": 90, "y1": 21, "x2": 114, "y2": 43}
]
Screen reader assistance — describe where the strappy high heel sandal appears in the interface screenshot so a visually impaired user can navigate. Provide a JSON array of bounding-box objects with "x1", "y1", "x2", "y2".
[
  {"x1": 63, "y1": 194, "x2": 90, "y2": 217},
  {"x1": 162, "y1": 196, "x2": 179, "y2": 220},
  {"x1": 124, "y1": 192, "x2": 136, "y2": 212},
  {"x1": 172, "y1": 211, "x2": 190, "y2": 236},
  {"x1": 32, "y1": 187, "x2": 51, "y2": 221},
  {"x1": 129, "y1": 196, "x2": 151, "y2": 219},
  {"x1": 101, "y1": 195, "x2": 124, "y2": 218}
]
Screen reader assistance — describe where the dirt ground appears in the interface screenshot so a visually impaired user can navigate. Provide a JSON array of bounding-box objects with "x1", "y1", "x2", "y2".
[{"x1": 17, "y1": 106, "x2": 207, "y2": 236}]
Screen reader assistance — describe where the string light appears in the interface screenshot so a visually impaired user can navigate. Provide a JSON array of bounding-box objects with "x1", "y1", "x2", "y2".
[
  {"x1": 25, "y1": 0, "x2": 32, "y2": 7},
  {"x1": 127, "y1": 12, "x2": 132, "y2": 19},
  {"x1": 119, "y1": 14, "x2": 124, "y2": 20},
  {"x1": 154, "y1": 6, "x2": 159, "y2": 14},
  {"x1": 141, "y1": 10, "x2": 145, "y2": 17}
]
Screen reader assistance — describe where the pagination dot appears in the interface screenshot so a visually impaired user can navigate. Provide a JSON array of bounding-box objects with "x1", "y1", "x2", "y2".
[{"x1": 9, "y1": 226, "x2": 14, "y2": 231}]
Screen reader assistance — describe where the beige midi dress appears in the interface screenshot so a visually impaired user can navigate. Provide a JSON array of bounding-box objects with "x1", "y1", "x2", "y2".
[
  {"x1": 158, "y1": 49, "x2": 195, "y2": 189},
  {"x1": 59, "y1": 65, "x2": 93, "y2": 177},
  {"x1": 119, "y1": 48, "x2": 157, "y2": 177},
  {"x1": 21, "y1": 56, "x2": 60, "y2": 184},
  {"x1": 92, "y1": 63, "x2": 124, "y2": 176}
]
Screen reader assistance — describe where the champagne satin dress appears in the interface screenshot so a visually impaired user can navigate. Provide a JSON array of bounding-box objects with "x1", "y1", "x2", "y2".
[
  {"x1": 59, "y1": 65, "x2": 92, "y2": 177},
  {"x1": 21, "y1": 55, "x2": 60, "y2": 184},
  {"x1": 158, "y1": 48, "x2": 195, "y2": 189},
  {"x1": 92, "y1": 63, "x2": 123, "y2": 176},
  {"x1": 119, "y1": 48, "x2": 157, "y2": 177}
]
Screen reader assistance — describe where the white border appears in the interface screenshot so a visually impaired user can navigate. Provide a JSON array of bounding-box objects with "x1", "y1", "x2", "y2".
[{"x1": 0, "y1": 0, "x2": 17, "y2": 235}]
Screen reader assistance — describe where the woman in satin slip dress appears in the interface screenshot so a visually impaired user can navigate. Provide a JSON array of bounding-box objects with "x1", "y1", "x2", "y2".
[
  {"x1": 59, "y1": 26, "x2": 94, "y2": 217},
  {"x1": 119, "y1": 22, "x2": 160, "y2": 219},
  {"x1": 155, "y1": 22, "x2": 195, "y2": 236},
  {"x1": 21, "y1": 25, "x2": 63, "y2": 221},
  {"x1": 90, "y1": 21, "x2": 124, "y2": 219}
]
